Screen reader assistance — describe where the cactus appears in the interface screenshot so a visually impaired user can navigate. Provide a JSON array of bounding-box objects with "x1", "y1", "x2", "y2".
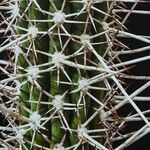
[{"x1": 0, "y1": 0, "x2": 150, "y2": 149}]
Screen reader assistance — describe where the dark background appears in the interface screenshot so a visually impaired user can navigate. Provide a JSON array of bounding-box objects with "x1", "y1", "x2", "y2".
[{"x1": 114, "y1": 2, "x2": 150, "y2": 150}]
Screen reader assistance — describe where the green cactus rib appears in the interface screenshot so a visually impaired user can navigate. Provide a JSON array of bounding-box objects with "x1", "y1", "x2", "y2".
[
  {"x1": 88, "y1": 2, "x2": 108, "y2": 145},
  {"x1": 48, "y1": 0, "x2": 71, "y2": 148},
  {"x1": 18, "y1": 0, "x2": 50, "y2": 149},
  {"x1": 69, "y1": 2, "x2": 91, "y2": 149}
]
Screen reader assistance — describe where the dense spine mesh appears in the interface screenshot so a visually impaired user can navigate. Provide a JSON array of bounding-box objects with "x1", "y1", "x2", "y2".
[{"x1": 0, "y1": 0, "x2": 150, "y2": 149}]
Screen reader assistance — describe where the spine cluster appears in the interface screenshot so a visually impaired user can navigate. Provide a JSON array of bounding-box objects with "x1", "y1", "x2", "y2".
[{"x1": 0, "y1": 0, "x2": 150, "y2": 150}]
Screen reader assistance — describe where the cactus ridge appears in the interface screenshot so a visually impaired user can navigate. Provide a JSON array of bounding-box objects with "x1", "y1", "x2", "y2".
[{"x1": 0, "y1": 0, "x2": 150, "y2": 150}]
